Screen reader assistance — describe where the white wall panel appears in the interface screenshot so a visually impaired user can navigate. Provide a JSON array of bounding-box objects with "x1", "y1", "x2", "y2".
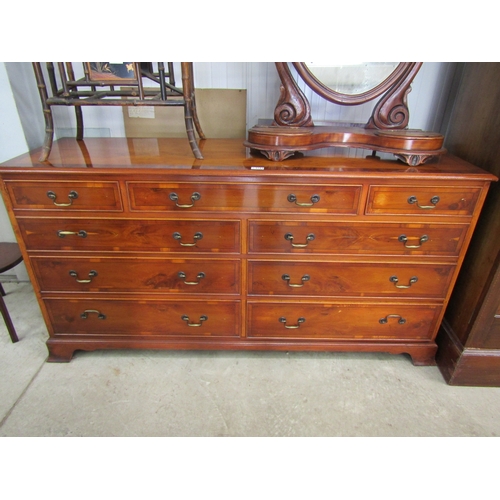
[
  {"x1": 408, "y1": 62, "x2": 458, "y2": 131},
  {"x1": 6, "y1": 62, "x2": 456, "y2": 139},
  {"x1": 245, "y1": 62, "x2": 281, "y2": 128},
  {"x1": 193, "y1": 62, "x2": 247, "y2": 89},
  {"x1": 0, "y1": 63, "x2": 29, "y2": 243},
  {"x1": 0, "y1": 63, "x2": 30, "y2": 280}
]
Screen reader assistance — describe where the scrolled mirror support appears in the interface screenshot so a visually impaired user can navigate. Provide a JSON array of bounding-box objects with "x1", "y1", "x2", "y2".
[
  {"x1": 365, "y1": 63, "x2": 422, "y2": 130},
  {"x1": 244, "y1": 62, "x2": 446, "y2": 166},
  {"x1": 273, "y1": 62, "x2": 313, "y2": 127}
]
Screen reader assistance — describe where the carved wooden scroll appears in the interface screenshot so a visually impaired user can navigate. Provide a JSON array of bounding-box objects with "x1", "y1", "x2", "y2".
[{"x1": 245, "y1": 62, "x2": 446, "y2": 165}]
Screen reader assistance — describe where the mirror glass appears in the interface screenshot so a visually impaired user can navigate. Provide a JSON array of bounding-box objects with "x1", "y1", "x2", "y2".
[{"x1": 305, "y1": 62, "x2": 399, "y2": 95}]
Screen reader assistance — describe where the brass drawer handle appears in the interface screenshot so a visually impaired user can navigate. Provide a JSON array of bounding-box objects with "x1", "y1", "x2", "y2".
[
  {"x1": 282, "y1": 274, "x2": 310, "y2": 287},
  {"x1": 284, "y1": 232, "x2": 315, "y2": 248},
  {"x1": 408, "y1": 195, "x2": 440, "y2": 209},
  {"x1": 57, "y1": 230, "x2": 87, "y2": 238},
  {"x1": 69, "y1": 270, "x2": 98, "y2": 283},
  {"x1": 181, "y1": 314, "x2": 208, "y2": 327},
  {"x1": 379, "y1": 314, "x2": 406, "y2": 325},
  {"x1": 178, "y1": 271, "x2": 206, "y2": 285},
  {"x1": 398, "y1": 234, "x2": 428, "y2": 249},
  {"x1": 169, "y1": 192, "x2": 201, "y2": 208},
  {"x1": 80, "y1": 309, "x2": 106, "y2": 320},
  {"x1": 279, "y1": 316, "x2": 306, "y2": 329},
  {"x1": 389, "y1": 275, "x2": 418, "y2": 289},
  {"x1": 173, "y1": 231, "x2": 203, "y2": 247},
  {"x1": 47, "y1": 190, "x2": 78, "y2": 206},
  {"x1": 287, "y1": 193, "x2": 320, "y2": 207}
]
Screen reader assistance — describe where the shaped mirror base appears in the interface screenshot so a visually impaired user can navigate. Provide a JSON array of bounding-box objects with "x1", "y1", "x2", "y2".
[{"x1": 245, "y1": 125, "x2": 446, "y2": 166}]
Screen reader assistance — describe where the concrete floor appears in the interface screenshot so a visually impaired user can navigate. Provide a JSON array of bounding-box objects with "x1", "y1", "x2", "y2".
[{"x1": 2, "y1": 281, "x2": 500, "y2": 437}]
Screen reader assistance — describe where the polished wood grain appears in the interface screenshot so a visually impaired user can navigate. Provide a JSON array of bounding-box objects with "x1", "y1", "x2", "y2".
[
  {"x1": 5, "y1": 181, "x2": 122, "y2": 211},
  {"x1": 248, "y1": 221, "x2": 468, "y2": 256},
  {"x1": 30, "y1": 256, "x2": 240, "y2": 294},
  {"x1": 0, "y1": 138, "x2": 496, "y2": 364},
  {"x1": 248, "y1": 261, "x2": 454, "y2": 298},
  {"x1": 128, "y1": 181, "x2": 361, "y2": 214},
  {"x1": 44, "y1": 298, "x2": 240, "y2": 336},
  {"x1": 247, "y1": 302, "x2": 442, "y2": 340},
  {"x1": 0, "y1": 138, "x2": 494, "y2": 178},
  {"x1": 366, "y1": 186, "x2": 481, "y2": 216},
  {"x1": 16, "y1": 218, "x2": 240, "y2": 253},
  {"x1": 245, "y1": 125, "x2": 446, "y2": 165}
]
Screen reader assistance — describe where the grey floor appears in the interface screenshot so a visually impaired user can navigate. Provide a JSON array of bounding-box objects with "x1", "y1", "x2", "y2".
[{"x1": 2, "y1": 281, "x2": 500, "y2": 437}]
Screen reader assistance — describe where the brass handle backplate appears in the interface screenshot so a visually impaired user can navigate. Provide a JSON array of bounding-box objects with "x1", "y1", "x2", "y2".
[
  {"x1": 57, "y1": 230, "x2": 87, "y2": 238},
  {"x1": 389, "y1": 275, "x2": 418, "y2": 289},
  {"x1": 173, "y1": 231, "x2": 203, "y2": 246},
  {"x1": 181, "y1": 314, "x2": 208, "y2": 327},
  {"x1": 279, "y1": 316, "x2": 305, "y2": 329},
  {"x1": 398, "y1": 234, "x2": 428, "y2": 249},
  {"x1": 379, "y1": 314, "x2": 406, "y2": 325},
  {"x1": 169, "y1": 192, "x2": 201, "y2": 208},
  {"x1": 282, "y1": 274, "x2": 310, "y2": 287},
  {"x1": 407, "y1": 195, "x2": 440, "y2": 209},
  {"x1": 47, "y1": 190, "x2": 78, "y2": 207},
  {"x1": 284, "y1": 232, "x2": 315, "y2": 248},
  {"x1": 69, "y1": 270, "x2": 98, "y2": 283},
  {"x1": 80, "y1": 309, "x2": 106, "y2": 320},
  {"x1": 287, "y1": 194, "x2": 320, "y2": 207},
  {"x1": 178, "y1": 271, "x2": 206, "y2": 285}
]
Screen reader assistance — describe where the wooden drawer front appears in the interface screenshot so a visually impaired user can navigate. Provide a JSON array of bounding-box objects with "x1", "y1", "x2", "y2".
[
  {"x1": 17, "y1": 218, "x2": 240, "y2": 253},
  {"x1": 31, "y1": 257, "x2": 240, "y2": 294},
  {"x1": 248, "y1": 261, "x2": 454, "y2": 298},
  {"x1": 248, "y1": 221, "x2": 468, "y2": 256},
  {"x1": 128, "y1": 182, "x2": 361, "y2": 214},
  {"x1": 366, "y1": 186, "x2": 480, "y2": 216},
  {"x1": 5, "y1": 181, "x2": 122, "y2": 211},
  {"x1": 248, "y1": 302, "x2": 441, "y2": 341},
  {"x1": 45, "y1": 298, "x2": 240, "y2": 337}
]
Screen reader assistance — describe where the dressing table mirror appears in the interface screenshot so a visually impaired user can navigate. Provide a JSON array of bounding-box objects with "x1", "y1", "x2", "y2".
[{"x1": 245, "y1": 62, "x2": 446, "y2": 165}]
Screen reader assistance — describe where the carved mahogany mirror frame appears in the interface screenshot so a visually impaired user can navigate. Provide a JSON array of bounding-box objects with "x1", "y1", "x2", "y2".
[{"x1": 245, "y1": 62, "x2": 446, "y2": 165}]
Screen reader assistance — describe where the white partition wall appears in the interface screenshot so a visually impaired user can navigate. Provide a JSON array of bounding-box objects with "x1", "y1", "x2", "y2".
[{"x1": 0, "y1": 63, "x2": 30, "y2": 281}]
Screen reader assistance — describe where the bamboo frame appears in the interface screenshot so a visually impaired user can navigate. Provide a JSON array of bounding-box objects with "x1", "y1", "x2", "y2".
[{"x1": 32, "y1": 62, "x2": 205, "y2": 161}]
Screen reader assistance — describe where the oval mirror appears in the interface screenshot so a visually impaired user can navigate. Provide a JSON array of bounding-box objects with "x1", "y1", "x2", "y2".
[
  {"x1": 304, "y1": 62, "x2": 399, "y2": 95},
  {"x1": 293, "y1": 62, "x2": 410, "y2": 105}
]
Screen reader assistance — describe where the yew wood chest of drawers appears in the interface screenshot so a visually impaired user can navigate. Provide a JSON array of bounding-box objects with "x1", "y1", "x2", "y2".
[{"x1": 0, "y1": 138, "x2": 496, "y2": 363}]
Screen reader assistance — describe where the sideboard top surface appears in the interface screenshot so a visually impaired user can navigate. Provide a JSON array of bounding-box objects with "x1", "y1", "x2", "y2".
[{"x1": 0, "y1": 138, "x2": 496, "y2": 182}]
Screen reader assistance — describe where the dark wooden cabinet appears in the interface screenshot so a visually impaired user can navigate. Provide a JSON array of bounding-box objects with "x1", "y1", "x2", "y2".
[
  {"x1": 0, "y1": 137, "x2": 495, "y2": 364},
  {"x1": 436, "y1": 63, "x2": 500, "y2": 386}
]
